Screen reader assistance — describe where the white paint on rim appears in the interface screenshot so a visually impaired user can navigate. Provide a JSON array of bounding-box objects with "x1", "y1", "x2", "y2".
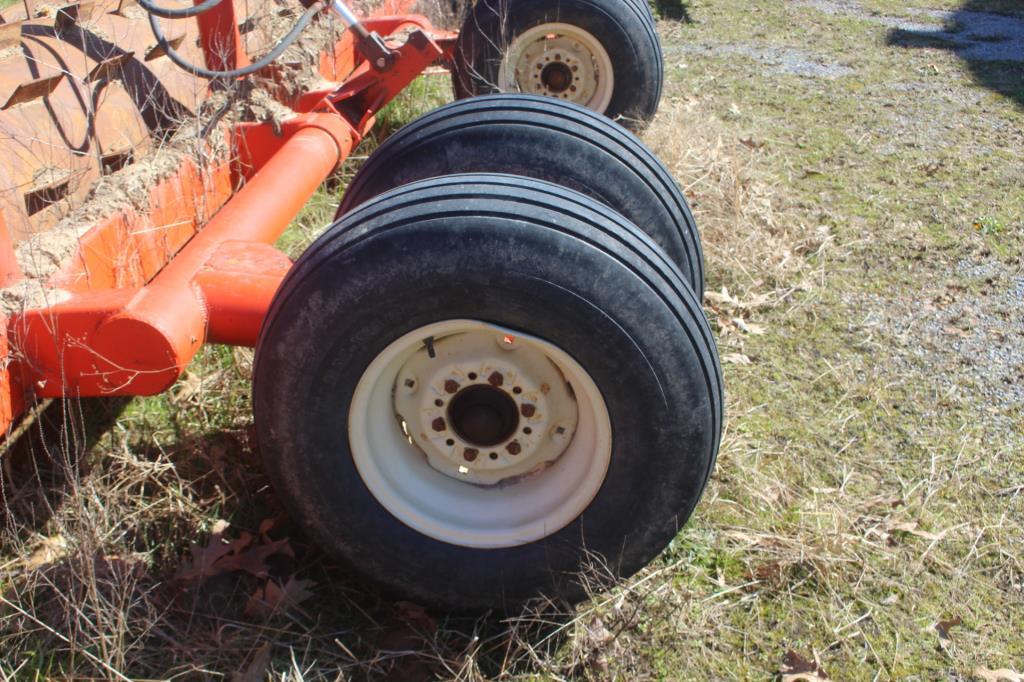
[
  {"x1": 349, "y1": 320, "x2": 612, "y2": 549},
  {"x1": 499, "y1": 22, "x2": 615, "y2": 114}
]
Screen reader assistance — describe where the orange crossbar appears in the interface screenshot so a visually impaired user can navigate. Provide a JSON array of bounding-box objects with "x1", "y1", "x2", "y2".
[
  {"x1": 6, "y1": 24, "x2": 444, "y2": 414},
  {"x1": 13, "y1": 117, "x2": 351, "y2": 398}
]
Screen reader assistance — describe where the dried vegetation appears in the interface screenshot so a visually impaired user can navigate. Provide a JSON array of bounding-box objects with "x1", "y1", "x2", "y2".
[{"x1": 1, "y1": 0, "x2": 1022, "y2": 679}]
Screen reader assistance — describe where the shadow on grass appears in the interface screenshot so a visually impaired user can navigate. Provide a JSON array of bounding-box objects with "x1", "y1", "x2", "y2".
[
  {"x1": 886, "y1": 0, "x2": 1024, "y2": 107},
  {"x1": 1, "y1": 413, "x2": 581, "y2": 679},
  {"x1": 652, "y1": 0, "x2": 693, "y2": 23}
]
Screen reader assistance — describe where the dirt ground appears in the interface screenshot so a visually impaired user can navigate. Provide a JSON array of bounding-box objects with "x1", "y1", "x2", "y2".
[{"x1": 0, "y1": 0, "x2": 1021, "y2": 680}]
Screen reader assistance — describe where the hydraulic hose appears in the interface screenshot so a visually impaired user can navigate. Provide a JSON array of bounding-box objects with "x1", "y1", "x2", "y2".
[
  {"x1": 136, "y1": 0, "x2": 225, "y2": 20},
  {"x1": 146, "y1": 1, "x2": 323, "y2": 79}
]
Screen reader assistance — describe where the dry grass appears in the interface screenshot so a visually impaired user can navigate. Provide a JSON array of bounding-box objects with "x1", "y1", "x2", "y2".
[
  {"x1": 0, "y1": 82, "x2": 805, "y2": 681},
  {"x1": 2, "y1": 0, "x2": 1023, "y2": 679}
]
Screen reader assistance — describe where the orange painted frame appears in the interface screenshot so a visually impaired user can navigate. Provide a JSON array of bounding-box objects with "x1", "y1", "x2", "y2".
[{"x1": 1, "y1": 1, "x2": 453, "y2": 434}]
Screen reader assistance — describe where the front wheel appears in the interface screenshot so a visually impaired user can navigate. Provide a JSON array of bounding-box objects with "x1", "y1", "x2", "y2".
[
  {"x1": 254, "y1": 174, "x2": 722, "y2": 611},
  {"x1": 452, "y1": 0, "x2": 664, "y2": 129}
]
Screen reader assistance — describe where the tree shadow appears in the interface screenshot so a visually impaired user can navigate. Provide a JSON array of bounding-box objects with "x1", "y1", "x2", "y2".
[
  {"x1": 652, "y1": 0, "x2": 694, "y2": 23},
  {"x1": 886, "y1": 1, "x2": 1024, "y2": 107}
]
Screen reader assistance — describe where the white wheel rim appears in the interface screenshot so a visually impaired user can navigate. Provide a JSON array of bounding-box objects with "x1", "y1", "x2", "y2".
[
  {"x1": 349, "y1": 320, "x2": 612, "y2": 549},
  {"x1": 498, "y1": 22, "x2": 615, "y2": 114}
]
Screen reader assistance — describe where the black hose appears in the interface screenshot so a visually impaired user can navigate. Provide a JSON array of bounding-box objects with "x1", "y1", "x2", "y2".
[
  {"x1": 147, "y1": 1, "x2": 323, "y2": 79},
  {"x1": 136, "y1": 0, "x2": 225, "y2": 20}
]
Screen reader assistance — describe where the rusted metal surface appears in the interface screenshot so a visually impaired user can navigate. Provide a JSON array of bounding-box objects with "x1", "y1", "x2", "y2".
[
  {"x1": 0, "y1": 0, "x2": 269, "y2": 245},
  {"x1": 0, "y1": 0, "x2": 452, "y2": 254}
]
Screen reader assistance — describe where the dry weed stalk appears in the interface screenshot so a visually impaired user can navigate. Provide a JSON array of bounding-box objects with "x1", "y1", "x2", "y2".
[{"x1": 644, "y1": 97, "x2": 831, "y2": 305}]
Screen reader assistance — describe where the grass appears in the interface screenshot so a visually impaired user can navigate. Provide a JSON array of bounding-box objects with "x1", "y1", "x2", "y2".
[{"x1": 2, "y1": 0, "x2": 1023, "y2": 679}]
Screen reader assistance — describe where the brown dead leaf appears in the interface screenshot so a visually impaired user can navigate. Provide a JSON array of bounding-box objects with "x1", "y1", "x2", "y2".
[
  {"x1": 244, "y1": 577, "x2": 315, "y2": 620},
  {"x1": 21, "y1": 535, "x2": 69, "y2": 570},
  {"x1": 934, "y1": 615, "x2": 962, "y2": 642},
  {"x1": 887, "y1": 521, "x2": 948, "y2": 542},
  {"x1": 723, "y1": 353, "x2": 752, "y2": 365},
  {"x1": 749, "y1": 560, "x2": 786, "y2": 587},
  {"x1": 175, "y1": 519, "x2": 295, "y2": 583},
  {"x1": 257, "y1": 515, "x2": 287, "y2": 538},
  {"x1": 230, "y1": 642, "x2": 272, "y2": 682},
  {"x1": 174, "y1": 521, "x2": 238, "y2": 581},
  {"x1": 215, "y1": 538, "x2": 294, "y2": 579},
  {"x1": 705, "y1": 287, "x2": 740, "y2": 308},
  {"x1": 169, "y1": 371, "x2": 213, "y2": 405},
  {"x1": 862, "y1": 495, "x2": 904, "y2": 510},
  {"x1": 732, "y1": 317, "x2": 766, "y2": 335},
  {"x1": 781, "y1": 650, "x2": 831, "y2": 681},
  {"x1": 975, "y1": 667, "x2": 1024, "y2": 682}
]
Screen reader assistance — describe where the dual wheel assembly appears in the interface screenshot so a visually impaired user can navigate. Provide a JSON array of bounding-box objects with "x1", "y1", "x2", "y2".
[{"x1": 253, "y1": 1, "x2": 722, "y2": 612}]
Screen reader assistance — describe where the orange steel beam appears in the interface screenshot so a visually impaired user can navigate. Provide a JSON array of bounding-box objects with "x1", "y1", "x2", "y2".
[
  {"x1": 195, "y1": 241, "x2": 293, "y2": 347},
  {"x1": 14, "y1": 117, "x2": 351, "y2": 398},
  {"x1": 5, "y1": 17, "x2": 445, "y2": 436},
  {"x1": 194, "y1": 0, "x2": 251, "y2": 73}
]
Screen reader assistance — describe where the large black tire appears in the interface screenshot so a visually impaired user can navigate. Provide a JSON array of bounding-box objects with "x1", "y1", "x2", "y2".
[
  {"x1": 338, "y1": 94, "x2": 704, "y2": 294},
  {"x1": 453, "y1": 0, "x2": 663, "y2": 129},
  {"x1": 254, "y1": 174, "x2": 722, "y2": 612}
]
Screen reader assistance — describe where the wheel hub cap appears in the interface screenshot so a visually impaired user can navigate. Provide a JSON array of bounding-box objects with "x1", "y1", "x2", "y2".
[
  {"x1": 393, "y1": 330, "x2": 579, "y2": 486},
  {"x1": 500, "y1": 23, "x2": 615, "y2": 113}
]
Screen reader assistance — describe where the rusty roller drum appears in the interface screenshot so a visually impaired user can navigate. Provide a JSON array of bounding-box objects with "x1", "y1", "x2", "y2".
[{"x1": 0, "y1": 0, "x2": 278, "y2": 250}]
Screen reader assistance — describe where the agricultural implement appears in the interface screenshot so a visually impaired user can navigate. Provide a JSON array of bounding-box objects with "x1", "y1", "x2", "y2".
[{"x1": 0, "y1": 0, "x2": 723, "y2": 609}]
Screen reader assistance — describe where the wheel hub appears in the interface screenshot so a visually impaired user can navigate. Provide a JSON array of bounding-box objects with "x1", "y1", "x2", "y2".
[
  {"x1": 540, "y1": 61, "x2": 574, "y2": 94},
  {"x1": 500, "y1": 23, "x2": 615, "y2": 113},
  {"x1": 393, "y1": 330, "x2": 579, "y2": 486}
]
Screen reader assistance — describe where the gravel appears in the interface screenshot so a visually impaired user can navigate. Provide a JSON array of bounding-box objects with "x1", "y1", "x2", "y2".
[
  {"x1": 665, "y1": 43, "x2": 855, "y2": 79},
  {"x1": 798, "y1": 0, "x2": 1024, "y2": 62}
]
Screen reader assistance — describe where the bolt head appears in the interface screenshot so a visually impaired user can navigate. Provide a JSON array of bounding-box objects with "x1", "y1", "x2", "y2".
[
  {"x1": 551, "y1": 424, "x2": 570, "y2": 445},
  {"x1": 497, "y1": 334, "x2": 519, "y2": 350}
]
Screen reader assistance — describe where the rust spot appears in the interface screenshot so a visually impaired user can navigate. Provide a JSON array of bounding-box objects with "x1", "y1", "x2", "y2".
[
  {"x1": 464, "y1": 448, "x2": 479, "y2": 462},
  {"x1": 444, "y1": 380, "x2": 460, "y2": 394},
  {"x1": 431, "y1": 417, "x2": 447, "y2": 432},
  {"x1": 488, "y1": 371, "x2": 504, "y2": 387},
  {"x1": 506, "y1": 441, "x2": 522, "y2": 455},
  {"x1": 520, "y1": 403, "x2": 536, "y2": 418}
]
